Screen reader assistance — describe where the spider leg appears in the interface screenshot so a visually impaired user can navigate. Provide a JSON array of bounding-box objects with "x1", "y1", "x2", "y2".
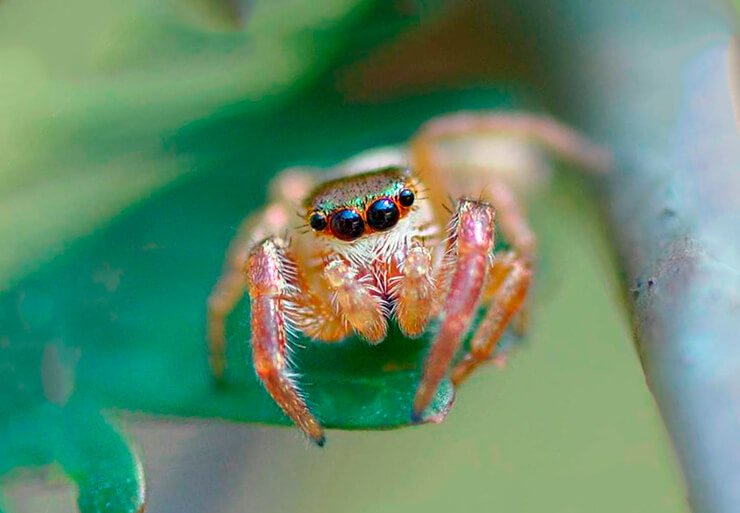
[
  {"x1": 207, "y1": 205, "x2": 296, "y2": 380},
  {"x1": 247, "y1": 237, "x2": 324, "y2": 445},
  {"x1": 485, "y1": 178, "x2": 537, "y2": 265},
  {"x1": 207, "y1": 167, "x2": 316, "y2": 380},
  {"x1": 207, "y1": 215, "x2": 258, "y2": 381},
  {"x1": 411, "y1": 111, "x2": 611, "y2": 177},
  {"x1": 409, "y1": 111, "x2": 610, "y2": 238},
  {"x1": 451, "y1": 253, "x2": 531, "y2": 384},
  {"x1": 412, "y1": 199, "x2": 495, "y2": 420},
  {"x1": 394, "y1": 242, "x2": 439, "y2": 338},
  {"x1": 411, "y1": 114, "x2": 550, "y2": 332},
  {"x1": 323, "y1": 259, "x2": 387, "y2": 343},
  {"x1": 482, "y1": 179, "x2": 536, "y2": 334}
]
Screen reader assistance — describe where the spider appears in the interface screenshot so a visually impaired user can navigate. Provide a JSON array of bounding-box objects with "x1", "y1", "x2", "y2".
[{"x1": 206, "y1": 112, "x2": 609, "y2": 446}]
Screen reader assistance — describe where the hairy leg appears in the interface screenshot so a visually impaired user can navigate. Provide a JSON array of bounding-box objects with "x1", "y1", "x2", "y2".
[
  {"x1": 207, "y1": 168, "x2": 315, "y2": 380},
  {"x1": 451, "y1": 254, "x2": 531, "y2": 384},
  {"x1": 410, "y1": 114, "x2": 554, "y2": 333},
  {"x1": 247, "y1": 237, "x2": 325, "y2": 445},
  {"x1": 412, "y1": 199, "x2": 495, "y2": 419}
]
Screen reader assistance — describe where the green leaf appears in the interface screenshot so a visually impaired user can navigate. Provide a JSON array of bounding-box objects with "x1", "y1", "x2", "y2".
[
  {"x1": 0, "y1": 402, "x2": 144, "y2": 513},
  {"x1": 4, "y1": 88, "x2": 523, "y2": 429}
]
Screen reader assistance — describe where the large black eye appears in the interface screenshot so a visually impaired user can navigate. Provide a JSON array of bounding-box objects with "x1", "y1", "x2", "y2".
[
  {"x1": 399, "y1": 188, "x2": 415, "y2": 207},
  {"x1": 330, "y1": 209, "x2": 364, "y2": 241},
  {"x1": 366, "y1": 198, "x2": 400, "y2": 231},
  {"x1": 309, "y1": 213, "x2": 327, "y2": 231}
]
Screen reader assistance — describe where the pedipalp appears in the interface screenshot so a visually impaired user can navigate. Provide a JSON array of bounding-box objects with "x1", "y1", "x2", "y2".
[
  {"x1": 323, "y1": 259, "x2": 388, "y2": 343},
  {"x1": 393, "y1": 242, "x2": 438, "y2": 338}
]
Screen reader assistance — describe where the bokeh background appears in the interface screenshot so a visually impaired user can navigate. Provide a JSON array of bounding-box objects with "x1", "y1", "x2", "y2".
[{"x1": 3, "y1": 1, "x2": 738, "y2": 512}]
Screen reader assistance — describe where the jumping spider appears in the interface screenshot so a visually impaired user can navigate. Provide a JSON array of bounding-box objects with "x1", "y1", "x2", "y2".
[{"x1": 207, "y1": 112, "x2": 609, "y2": 445}]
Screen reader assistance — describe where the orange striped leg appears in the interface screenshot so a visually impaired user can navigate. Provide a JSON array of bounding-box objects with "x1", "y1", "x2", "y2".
[
  {"x1": 412, "y1": 199, "x2": 495, "y2": 420},
  {"x1": 451, "y1": 256, "x2": 532, "y2": 385},
  {"x1": 246, "y1": 238, "x2": 324, "y2": 445},
  {"x1": 323, "y1": 259, "x2": 387, "y2": 344},
  {"x1": 394, "y1": 244, "x2": 438, "y2": 338}
]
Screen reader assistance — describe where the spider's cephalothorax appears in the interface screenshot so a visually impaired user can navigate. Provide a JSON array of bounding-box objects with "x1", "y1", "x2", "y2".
[
  {"x1": 207, "y1": 112, "x2": 610, "y2": 445},
  {"x1": 285, "y1": 166, "x2": 442, "y2": 348},
  {"x1": 303, "y1": 166, "x2": 437, "y2": 263}
]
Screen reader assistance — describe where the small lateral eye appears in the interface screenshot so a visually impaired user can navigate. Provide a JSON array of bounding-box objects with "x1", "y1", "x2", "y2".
[
  {"x1": 309, "y1": 213, "x2": 327, "y2": 231},
  {"x1": 330, "y1": 209, "x2": 365, "y2": 241},
  {"x1": 399, "y1": 188, "x2": 415, "y2": 207}
]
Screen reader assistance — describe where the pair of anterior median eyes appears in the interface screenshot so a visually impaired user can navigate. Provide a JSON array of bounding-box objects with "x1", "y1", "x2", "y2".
[{"x1": 308, "y1": 188, "x2": 416, "y2": 241}]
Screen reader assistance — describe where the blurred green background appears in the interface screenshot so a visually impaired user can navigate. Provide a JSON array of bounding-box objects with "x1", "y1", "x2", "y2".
[{"x1": 0, "y1": 0, "x2": 693, "y2": 512}]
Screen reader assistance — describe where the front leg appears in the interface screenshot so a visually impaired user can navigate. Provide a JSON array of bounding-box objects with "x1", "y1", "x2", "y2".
[
  {"x1": 207, "y1": 167, "x2": 317, "y2": 380},
  {"x1": 246, "y1": 237, "x2": 325, "y2": 445},
  {"x1": 412, "y1": 199, "x2": 495, "y2": 420}
]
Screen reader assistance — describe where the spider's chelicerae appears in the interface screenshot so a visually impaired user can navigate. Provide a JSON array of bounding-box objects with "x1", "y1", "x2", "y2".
[{"x1": 207, "y1": 112, "x2": 609, "y2": 445}]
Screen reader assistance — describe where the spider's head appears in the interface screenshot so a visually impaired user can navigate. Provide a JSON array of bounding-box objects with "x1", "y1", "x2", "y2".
[{"x1": 303, "y1": 166, "x2": 422, "y2": 243}]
